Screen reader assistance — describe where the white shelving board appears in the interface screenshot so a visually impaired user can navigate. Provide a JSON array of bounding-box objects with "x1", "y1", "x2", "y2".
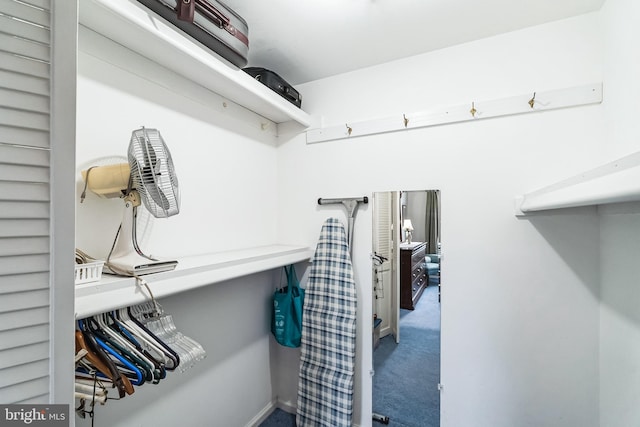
[
  {"x1": 515, "y1": 150, "x2": 640, "y2": 215},
  {"x1": 75, "y1": 245, "x2": 314, "y2": 318},
  {"x1": 79, "y1": 0, "x2": 311, "y2": 129}
]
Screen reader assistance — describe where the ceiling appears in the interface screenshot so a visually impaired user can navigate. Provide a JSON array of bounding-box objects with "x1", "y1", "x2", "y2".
[{"x1": 224, "y1": 0, "x2": 605, "y2": 85}]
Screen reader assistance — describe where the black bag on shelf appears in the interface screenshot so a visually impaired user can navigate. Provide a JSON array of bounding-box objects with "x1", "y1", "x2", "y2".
[
  {"x1": 243, "y1": 67, "x2": 302, "y2": 108},
  {"x1": 136, "y1": 0, "x2": 249, "y2": 68}
]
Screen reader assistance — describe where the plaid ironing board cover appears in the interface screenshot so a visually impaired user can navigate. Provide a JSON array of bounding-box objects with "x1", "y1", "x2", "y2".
[{"x1": 297, "y1": 218, "x2": 357, "y2": 427}]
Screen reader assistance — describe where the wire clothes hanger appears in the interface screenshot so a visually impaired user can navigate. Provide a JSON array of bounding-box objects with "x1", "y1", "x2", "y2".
[{"x1": 317, "y1": 196, "x2": 368, "y2": 255}]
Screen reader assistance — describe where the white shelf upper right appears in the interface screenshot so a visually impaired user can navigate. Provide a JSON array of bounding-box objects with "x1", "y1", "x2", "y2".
[{"x1": 515, "y1": 151, "x2": 640, "y2": 216}]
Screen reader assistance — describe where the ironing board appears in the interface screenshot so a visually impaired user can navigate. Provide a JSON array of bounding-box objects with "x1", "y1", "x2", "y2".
[{"x1": 297, "y1": 218, "x2": 357, "y2": 427}]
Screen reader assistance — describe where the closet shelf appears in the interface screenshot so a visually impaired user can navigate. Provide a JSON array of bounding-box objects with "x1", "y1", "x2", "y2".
[
  {"x1": 79, "y1": 0, "x2": 311, "y2": 129},
  {"x1": 515, "y1": 151, "x2": 640, "y2": 215},
  {"x1": 75, "y1": 245, "x2": 314, "y2": 318}
]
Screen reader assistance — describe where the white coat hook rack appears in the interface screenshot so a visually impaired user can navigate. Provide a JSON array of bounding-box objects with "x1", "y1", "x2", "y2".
[{"x1": 306, "y1": 83, "x2": 602, "y2": 144}]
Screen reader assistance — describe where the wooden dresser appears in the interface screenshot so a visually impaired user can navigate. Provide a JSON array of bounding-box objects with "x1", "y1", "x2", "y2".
[{"x1": 400, "y1": 242, "x2": 427, "y2": 310}]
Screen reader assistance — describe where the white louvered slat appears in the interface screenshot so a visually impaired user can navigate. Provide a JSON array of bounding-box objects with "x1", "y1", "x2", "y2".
[
  {"x1": 0, "y1": 126, "x2": 49, "y2": 148},
  {"x1": 0, "y1": 51, "x2": 50, "y2": 79},
  {"x1": 0, "y1": 33, "x2": 50, "y2": 63},
  {"x1": 0, "y1": 360, "x2": 49, "y2": 389},
  {"x1": 0, "y1": 219, "x2": 49, "y2": 238},
  {"x1": 0, "y1": 14, "x2": 50, "y2": 44},
  {"x1": 0, "y1": 163, "x2": 49, "y2": 182},
  {"x1": 0, "y1": 255, "x2": 49, "y2": 276},
  {"x1": 1, "y1": 0, "x2": 54, "y2": 406},
  {"x1": 0, "y1": 145, "x2": 49, "y2": 166},
  {"x1": 374, "y1": 192, "x2": 392, "y2": 259},
  {"x1": 0, "y1": 201, "x2": 49, "y2": 219},
  {"x1": 0, "y1": 377, "x2": 49, "y2": 404},
  {"x1": 0, "y1": 342, "x2": 49, "y2": 370},
  {"x1": 0, "y1": 272, "x2": 49, "y2": 294},
  {"x1": 0, "y1": 237, "x2": 49, "y2": 257},
  {"x1": 0, "y1": 307, "x2": 49, "y2": 331},
  {"x1": 0, "y1": 70, "x2": 49, "y2": 96},
  {"x1": 0, "y1": 182, "x2": 50, "y2": 202},
  {"x1": 0, "y1": 107, "x2": 49, "y2": 131},
  {"x1": 0, "y1": 1, "x2": 50, "y2": 28},
  {"x1": 0, "y1": 88, "x2": 49, "y2": 114},
  {"x1": 0, "y1": 289, "x2": 49, "y2": 313},
  {"x1": 16, "y1": 394, "x2": 48, "y2": 405},
  {"x1": 16, "y1": 0, "x2": 51, "y2": 11}
]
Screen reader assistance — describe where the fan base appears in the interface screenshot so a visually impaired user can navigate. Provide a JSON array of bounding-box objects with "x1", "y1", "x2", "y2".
[{"x1": 106, "y1": 255, "x2": 178, "y2": 276}]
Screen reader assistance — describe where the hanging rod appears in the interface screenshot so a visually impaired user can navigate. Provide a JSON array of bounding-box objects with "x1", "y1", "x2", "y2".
[
  {"x1": 306, "y1": 82, "x2": 602, "y2": 144},
  {"x1": 318, "y1": 196, "x2": 369, "y2": 206},
  {"x1": 317, "y1": 197, "x2": 368, "y2": 254}
]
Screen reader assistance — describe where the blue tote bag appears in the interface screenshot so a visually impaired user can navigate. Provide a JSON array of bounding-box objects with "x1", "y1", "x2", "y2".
[{"x1": 271, "y1": 265, "x2": 305, "y2": 348}]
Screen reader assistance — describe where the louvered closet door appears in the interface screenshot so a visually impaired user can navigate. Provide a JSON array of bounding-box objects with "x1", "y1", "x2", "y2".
[
  {"x1": 373, "y1": 192, "x2": 392, "y2": 261},
  {"x1": 0, "y1": 0, "x2": 52, "y2": 404}
]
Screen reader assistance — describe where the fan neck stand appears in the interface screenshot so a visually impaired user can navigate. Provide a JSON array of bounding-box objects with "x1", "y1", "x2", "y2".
[{"x1": 107, "y1": 191, "x2": 178, "y2": 276}]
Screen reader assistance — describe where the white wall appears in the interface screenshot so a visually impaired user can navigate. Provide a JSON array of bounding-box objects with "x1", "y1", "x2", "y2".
[
  {"x1": 276, "y1": 12, "x2": 604, "y2": 427},
  {"x1": 75, "y1": 30, "x2": 283, "y2": 427},
  {"x1": 599, "y1": 0, "x2": 640, "y2": 425},
  {"x1": 75, "y1": 29, "x2": 280, "y2": 260}
]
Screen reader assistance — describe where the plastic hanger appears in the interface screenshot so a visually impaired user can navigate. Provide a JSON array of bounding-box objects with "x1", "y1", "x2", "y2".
[
  {"x1": 75, "y1": 328, "x2": 133, "y2": 397},
  {"x1": 108, "y1": 312, "x2": 166, "y2": 381},
  {"x1": 93, "y1": 314, "x2": 160, "y2": 383},
  {"x1": 118, "y1": 307, "x2": 180, "y2": 370},
  {"x1": 84, "y1": 317, "x2": 146, "y2": 386},
  {"x1": 129, "y1": 303, "x2": 205, "y2": 371}
]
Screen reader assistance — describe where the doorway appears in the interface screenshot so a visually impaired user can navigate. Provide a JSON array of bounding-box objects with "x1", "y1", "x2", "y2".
[{"x1": 372, "y1": 190, "x2": 441, "y2": 426}]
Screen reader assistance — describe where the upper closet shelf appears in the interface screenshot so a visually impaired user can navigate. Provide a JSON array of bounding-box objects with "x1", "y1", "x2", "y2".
[
  {"x1": 75, "y1": 245, "x2": 314, "y2": 319},
  {"x1": 79, "y1": 0, "x2": 311, "y2": 128},
  {"x1": 515, "y1": 151, "x2": 640, "y2": 216}
]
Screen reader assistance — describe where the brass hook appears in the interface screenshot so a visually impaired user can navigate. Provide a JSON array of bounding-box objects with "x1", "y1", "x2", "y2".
[
  {"x1": 528, "y1": 92, "x2": 536, "y2": 109},
  {"x1": 470, "y1": 102, "x2": 477, "y2": 118},
  {"x1": 403, "y1": 114, "x2": 409, "y2": 128},
  {"x1": 346, "y1": 124, "x2": 353, "y2": 136}
]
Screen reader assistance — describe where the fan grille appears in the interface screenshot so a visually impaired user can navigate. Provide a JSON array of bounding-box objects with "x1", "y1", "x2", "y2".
[{"x1": 128, "y1": 128, "x2": 180, "y2": 218}]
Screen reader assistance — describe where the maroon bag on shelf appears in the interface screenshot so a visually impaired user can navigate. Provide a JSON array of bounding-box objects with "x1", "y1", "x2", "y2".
[{"x1": 136, "y1": 0, "x2": 249, "y2": 68}]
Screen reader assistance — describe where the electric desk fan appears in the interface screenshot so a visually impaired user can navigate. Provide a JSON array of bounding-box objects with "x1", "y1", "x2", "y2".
[{"x1": 82, "y1": 127, "x2": 180, "y2": 276}]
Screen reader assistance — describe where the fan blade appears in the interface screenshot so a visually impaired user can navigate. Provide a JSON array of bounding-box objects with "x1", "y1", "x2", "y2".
[
  {"x1": 146, "y1": 181, "x2": 171, "y2": 212},
  {"x1": 141, "y1": 140, "x2": 171, "y2": 212}
]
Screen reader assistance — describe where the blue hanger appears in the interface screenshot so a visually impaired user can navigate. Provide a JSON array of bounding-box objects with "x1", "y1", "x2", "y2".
[
  {"x1": 81, "y1": 318, "x2": 145, "y2": 386},
  {"x1": 93, "y1": 336, "x2": 144, "y2": 386}
]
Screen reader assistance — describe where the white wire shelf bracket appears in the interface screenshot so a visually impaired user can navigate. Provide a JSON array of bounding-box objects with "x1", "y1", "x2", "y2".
[
  {"x1": 79, "y1": 0, "x2": 311, "y2": 129},
  {"x1": 515, "y1": 150, "x2": 640, "y2": 216},
  {"x1": 306, "y1": 83, "x2": 603, "y2": 144},
  {"x1": 74, "y1": 245, "x2": 314, "y2": 318}
]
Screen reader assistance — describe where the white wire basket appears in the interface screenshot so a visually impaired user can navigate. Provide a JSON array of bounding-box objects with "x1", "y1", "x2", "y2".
[{"x1": 74, "y1": 260, "x2": 104, "y2": 285}]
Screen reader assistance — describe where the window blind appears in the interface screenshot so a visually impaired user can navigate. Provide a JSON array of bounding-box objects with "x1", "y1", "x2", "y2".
[{"x1": 0, "y1": 0, "x2": 52, "y2": 404}]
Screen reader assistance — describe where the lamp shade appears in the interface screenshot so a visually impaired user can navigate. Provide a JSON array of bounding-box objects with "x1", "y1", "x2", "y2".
[{"x1": 403, "y1": 219, "x2": 414, "y2": 231}]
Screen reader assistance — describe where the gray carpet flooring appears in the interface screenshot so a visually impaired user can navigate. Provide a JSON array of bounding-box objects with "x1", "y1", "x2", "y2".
[
  {"x1": 259, "y1": 408, "x2": 296, "y2": 427},
  {"x1": 259, "y1": 284, "x2": 441, "y2": 427},
  {"x1": 372, "y1": 284, "x2": 441, "y2": 426}
]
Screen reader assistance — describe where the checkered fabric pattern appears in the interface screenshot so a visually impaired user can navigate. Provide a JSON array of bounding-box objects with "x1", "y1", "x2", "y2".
[{"x1": 297, "y1": 218, "x2": 357, "y2": 427}]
